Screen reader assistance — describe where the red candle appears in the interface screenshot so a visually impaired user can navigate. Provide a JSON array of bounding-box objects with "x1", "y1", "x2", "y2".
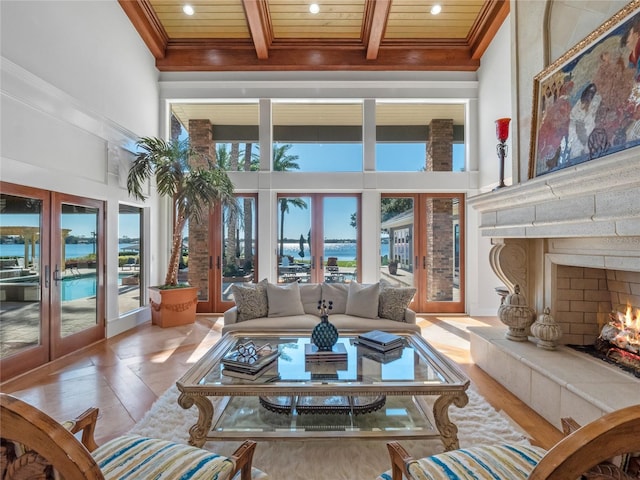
[{"x1": 495, "y1": 118, "x2": 511, "y2": 142}]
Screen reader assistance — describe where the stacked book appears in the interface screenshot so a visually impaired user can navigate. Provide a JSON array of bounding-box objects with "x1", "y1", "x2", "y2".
[
  {"x1": 305, "y1": 342, "x2": 348, "y2": 362},
  {"x1": 358, "y1": 345, "x2": 403, "y2": 364},
  {"x1": 221, "y1": 345, "x2": 280, "y2": 380},
  {"x1": 356, "y1": 330, "x2": 404, "y2": 353}
]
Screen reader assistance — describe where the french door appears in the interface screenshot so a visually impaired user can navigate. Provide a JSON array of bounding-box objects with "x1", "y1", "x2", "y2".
[
  {"x1": 381, "y1": 193, "x2": 464, "y2": 313},
  {"x1": 0, "y1": 182, "x2": 105, "y2": 381},
  {"x1": 196, "y1": 194, "x2": 258, "y2": 313},
  {"x1": 277, "y1": 194, "x2": 361, "y2": 284}
]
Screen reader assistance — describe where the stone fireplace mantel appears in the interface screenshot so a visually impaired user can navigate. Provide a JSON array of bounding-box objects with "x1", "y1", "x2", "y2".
[{"x1": 468, "y1": 149, "x2": 639, "y2": 239}]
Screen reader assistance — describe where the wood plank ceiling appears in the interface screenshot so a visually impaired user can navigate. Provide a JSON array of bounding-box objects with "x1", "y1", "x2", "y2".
[{"x1": 119, "y1": 0, "x2": 509, "y2": 71}]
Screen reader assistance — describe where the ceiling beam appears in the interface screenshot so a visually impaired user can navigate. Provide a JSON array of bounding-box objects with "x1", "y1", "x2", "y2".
[
  {"x1": 156, "y1": 44, "x2": 479, "y2": 71},
  {"x1": 365, "y1": 0, "x2": 391, "y2": 60},
  {"x1": 242, "y1": 0, "x2": 271, "y2": 60},
  {"x1": 118, "y1": 0, "x2": 168, "y2": 59},
  {"x1": 468, "y1": 0, "x2": 510, "y2": 60}
]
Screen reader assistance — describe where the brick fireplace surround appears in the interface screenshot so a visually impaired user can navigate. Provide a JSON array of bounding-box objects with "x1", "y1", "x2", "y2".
[{"x1": 468, "y1": 150, "x2": 640, "y2": 429}]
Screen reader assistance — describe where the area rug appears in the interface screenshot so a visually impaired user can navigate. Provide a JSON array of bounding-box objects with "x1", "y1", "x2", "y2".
[{"x1": 130, "y1": 385, "x2": 530, "y2": 479}]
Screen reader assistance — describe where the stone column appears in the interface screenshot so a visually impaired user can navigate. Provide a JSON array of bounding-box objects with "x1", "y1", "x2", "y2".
[
  {"x1": 426, "y1": 119, "x2": 453, "y2": 171},
  {"x1": 425, "y1": 120, "x2": 454, "y2": 300},
  {"x1": 187, "y1": 119, "x2": 214, "y2": 301}
]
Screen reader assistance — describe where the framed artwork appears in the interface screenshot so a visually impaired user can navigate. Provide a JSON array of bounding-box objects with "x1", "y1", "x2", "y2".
[{"x1": 529, "y1": 1, "x2": 640, "y2": 178}]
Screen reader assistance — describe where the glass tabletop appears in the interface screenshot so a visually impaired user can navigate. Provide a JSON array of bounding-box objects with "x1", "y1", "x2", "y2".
[{"x1": 195, "y1": 332, "x2": 457, "y2": 388}]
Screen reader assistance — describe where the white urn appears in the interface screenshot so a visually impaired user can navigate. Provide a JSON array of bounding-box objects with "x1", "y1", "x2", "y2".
[
  {"x1": 531, "y1": 307, "x2": 562, "y2": 350},
  {"x1": 497, "y1": 284, "x2": 534, "y2": 341}
]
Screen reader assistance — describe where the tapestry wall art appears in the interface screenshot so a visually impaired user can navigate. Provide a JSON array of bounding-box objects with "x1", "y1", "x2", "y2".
[{"x1": 530, "y1": 1, "x2": 640, "y2": 178}]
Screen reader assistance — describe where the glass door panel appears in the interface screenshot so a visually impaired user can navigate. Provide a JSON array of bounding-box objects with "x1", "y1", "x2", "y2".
[
  {"x1": 424, "y1": 196, "x2": 461, "y2": 304},
  {"x1": 0, "y1": 184, "x2": 49, "y2": 380},
  {"x1": 277, "y1": 196, "x2": 312, "y2": 284},
  {"x1": 277, "y1": 194, "x2": 360, "y2": 285},
  {"x1": 218, "y1": 195, "x2": 257, "y2": 310},
  {"x1": 118, "y1": 204, "x2": 143, "y2": 315},
  {"x1": 323, "y1": 196, "x2": 358, "y2": 283},
  {"x1": 380, "y1": 196, "x2": 415, "y2": 289},
  {"x1": 51, "y1": 194, "x2": 104, "y2": 358}
]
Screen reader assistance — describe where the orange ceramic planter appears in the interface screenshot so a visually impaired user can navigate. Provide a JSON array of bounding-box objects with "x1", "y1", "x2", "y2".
[{"x1": 148, "y1": 286, "x2": 198, "y2": 328}]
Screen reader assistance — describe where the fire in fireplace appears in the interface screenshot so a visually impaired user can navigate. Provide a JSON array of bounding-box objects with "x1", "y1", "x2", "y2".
[{"x1": 593, "y1": 305, "x2": 640, "y2": 378}]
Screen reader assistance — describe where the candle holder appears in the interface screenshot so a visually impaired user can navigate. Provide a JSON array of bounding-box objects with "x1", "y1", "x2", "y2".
[{"x1": 494, "y1": 118, "x2": 511, "y2": 190}]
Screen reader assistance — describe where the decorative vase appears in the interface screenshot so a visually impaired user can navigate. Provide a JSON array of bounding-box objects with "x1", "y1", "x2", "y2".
[
  {"x1": 312, "y1": 299, "x2": 338, "y2": 351},
  {"x1": 531, "y1": 307, "x2": 562, "y2": 350},
  {"x1": 497, "y1": 284, "x2": 534, "y2": 342}
]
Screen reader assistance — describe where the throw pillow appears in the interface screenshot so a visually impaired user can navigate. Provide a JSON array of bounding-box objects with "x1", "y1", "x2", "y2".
[
  {"x1": 299, "y1": 283, "x2": 322, "y2": 315},
  {"x1": 346, "y1": 282, "x2": 380, "y2": 319},
  {"x1": 230, "y1": 279, "x2": 268, "y2": 322},
  {"x1": 321, "y1": 283, "x2": 349, "y2": 314},
  {"x1": 378, "y1": 285, "x2": 416, "y2": 322},
  {"x1": 267, "y1": 281, "x2": 305, "y2": 317}
]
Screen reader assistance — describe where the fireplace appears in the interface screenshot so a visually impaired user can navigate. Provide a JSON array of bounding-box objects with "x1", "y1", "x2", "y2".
[
  {"x1": 468, "y1": 149, "x2": 640, "y2": 344},
  {"x1": 467, "y1": 136, "x2": 640, "y2": 427}
]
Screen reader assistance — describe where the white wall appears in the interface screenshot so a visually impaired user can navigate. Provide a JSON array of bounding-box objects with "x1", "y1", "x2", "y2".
[
  {"x1": 466, "y1": 15, "x2": 514, "y2": 316},
  {"x1": 0, "y1": 0, "x2": 161, "y2": 335}
]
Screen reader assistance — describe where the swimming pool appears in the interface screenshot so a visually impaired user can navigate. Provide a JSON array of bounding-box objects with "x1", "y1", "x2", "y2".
[{"x1": 62, "y1": 274, "x2": 130, "y2": 301}]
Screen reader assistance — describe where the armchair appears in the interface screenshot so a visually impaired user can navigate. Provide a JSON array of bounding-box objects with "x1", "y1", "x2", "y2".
[
  {"x1": 379, "y1": 404, "x2": 640, "y2": 480},
  {"x1": 0, "y1": 393, "x2": 269, "y2": 480}
]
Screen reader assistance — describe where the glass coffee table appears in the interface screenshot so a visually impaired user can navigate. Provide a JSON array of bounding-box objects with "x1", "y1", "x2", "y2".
[{"x1": 176, "y1": 330, "x2": 469, "y2": 450}]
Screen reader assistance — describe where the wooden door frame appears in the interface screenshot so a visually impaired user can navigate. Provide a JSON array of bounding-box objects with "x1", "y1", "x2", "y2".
[
  {"x1": 204, "y1": 193, "x2": 259, "y2": 314},
  {"x1": 0, "y1": 182, "x2": 51, "y2": 381},
  {"x1": 382, "y1": 192, "x2": 465, "y2": 314},
  {"x1": 50, "y1": 193, "x2": 105, "y2": 359},
  {"x1": 277, "y1": 193, "x2": 361, "y2": 284}
]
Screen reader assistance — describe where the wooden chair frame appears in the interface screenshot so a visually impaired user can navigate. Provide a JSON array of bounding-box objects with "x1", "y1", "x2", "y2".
[
  {"x1": 386, "y1": 404, "x2": 640, "y2": 480},
  {"x1": 0, "y1": 393, "x2": 257, "y2": 480}
]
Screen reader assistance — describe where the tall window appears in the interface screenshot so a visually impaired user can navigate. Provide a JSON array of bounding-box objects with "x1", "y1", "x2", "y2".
[
  {"x1": 273, "y1": 102, "x2": 363, "y2": 172},
  {"x1": 376, "y1": 102, "x2": 466, "y2": 172},
  {"x1": 118, "y1": 204, "x2": 143, "y2": 315}
]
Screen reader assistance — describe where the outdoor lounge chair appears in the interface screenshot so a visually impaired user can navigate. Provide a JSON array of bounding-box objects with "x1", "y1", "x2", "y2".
[
  {"x1": 326, "y1": 256, "x2": 339, "y2": 273},
  {"x1": 378, "y1": 404, "x2": 640, "y2": 480},
  {"x1": 0, "y1": 393, "x2": 269, "y2": 480}
]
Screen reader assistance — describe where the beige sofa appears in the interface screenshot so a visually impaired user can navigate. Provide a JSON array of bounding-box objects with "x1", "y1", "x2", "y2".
[{"x1": 222, "y1": 280, "x2": 420, "y2": 334}]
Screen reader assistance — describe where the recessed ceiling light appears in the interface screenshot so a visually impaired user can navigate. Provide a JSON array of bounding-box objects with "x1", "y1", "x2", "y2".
[
  {"x1": 430, "y1": 4, "x2": 442, "y2": 15},
  {"x1": 183, "y1": 4, "x2": 194, "y2": 15},
  {"x1": 309, "y1": 3, "x2": 320, "y2": 14}
]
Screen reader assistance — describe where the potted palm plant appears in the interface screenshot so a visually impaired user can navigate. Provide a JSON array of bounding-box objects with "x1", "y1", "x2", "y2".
[{"x1": 127, "y1": 137, "x2": 235, "y2": 327}]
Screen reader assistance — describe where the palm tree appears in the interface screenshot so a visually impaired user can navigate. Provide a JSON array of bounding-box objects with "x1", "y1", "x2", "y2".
[
  {"x1": 273, "y1": 144, "x2": 308, "y2": 257},
  {"x1": 127, "y1": 137, "x2": 235, "y2": 286},
  {"x1": 273, "y1": 144, "x2": 300, "y2": 171},
  {"x1": 279, "y1": 197, "x2": 307, "y2": 257}
]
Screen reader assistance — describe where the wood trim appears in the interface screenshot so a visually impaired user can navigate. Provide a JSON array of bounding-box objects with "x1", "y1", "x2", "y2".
[
  {"x1": 364, "y1": 0, "x2": 391, "y2": 60},
  {"x1": 50, "y1": 193, "x2": 106, "y2": 360},
  {"x1": 242, "y1": 0, "x2": 272, "y2": 60},
  {"x1": 468, "y1": 0, "x2": 510, "y2": 60},
  {"x1": 0, "y1": 182, "x2": 51, "y2": 382},
  {"x1": 118, "y1": 0, "x2": 168, "y2": 59},
  {"x1": 157, "y1": 44, "x2": 479, "y2": 71}
]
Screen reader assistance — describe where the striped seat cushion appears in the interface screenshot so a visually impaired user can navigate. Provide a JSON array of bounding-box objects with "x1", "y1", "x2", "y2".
[
  {"x1": 378, "y1": 444, "x2": 546, "y2": 480},
  {"x1": 93, "y1": 434, "x2": 268, "y2": 480}
]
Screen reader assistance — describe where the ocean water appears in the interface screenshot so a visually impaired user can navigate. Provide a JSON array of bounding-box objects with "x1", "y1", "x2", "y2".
[
  {"x1": 0, "y1": 242, "x2": 388, "y2": 262},
  {"x1": 0, "y1": 243, "x2": 138, "y2": 260},
  {"x1": 280, "y1": 242, "x2": 390, "y2": 262}
]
